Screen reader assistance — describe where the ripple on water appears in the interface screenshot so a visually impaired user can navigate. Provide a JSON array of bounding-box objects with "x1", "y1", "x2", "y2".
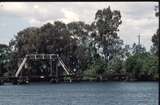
[{"x1": 0, "y1": 82, "x2": 158, "y2": 105}]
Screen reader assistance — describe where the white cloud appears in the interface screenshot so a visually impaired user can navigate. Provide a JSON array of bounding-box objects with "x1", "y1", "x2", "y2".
[
  {"x1": 60, "y1": 8, "x2": 79, "y2": 23},
  {"x1": 28, "y1": 18, "x2": 41, "y2": 26},
  {"x1": 1, "y1": 2, "x2": 28, "y2": 13},
  {"x1": 0, "y1": 2, "x2": 64, "y2": 26},
  {"x1": 33, "y1": 5, "x2": 39, "y2": 9}
]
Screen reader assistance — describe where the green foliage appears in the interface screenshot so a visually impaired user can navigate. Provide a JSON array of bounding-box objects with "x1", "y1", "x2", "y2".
[
  {"x1": 151, "y1": 5, "x2": 159, "y2": 56},
  {"x1": 83, "y1": 57, "x2": 106, "y2": 80},
  {"x1": 132, "y1": 43, "x2": 146, "y2": 54},
  {"x1": 142, "y1": 55, "x2": 159, "y2": 80},
  {"x1": 0, "y1": 44, "x2": 11, "y2": 76},
  {"x1": 93, "y1": 7, "x2": 123, "y2": 63},
  {"x1": 125, "y1": 52, "x2": 159, "y2": 80},
  {"x1": 151, "y1": 29, "x2": 159, "y2": 56},
  {"x1": 108, "y1": 57, "x2": 123, "y2": 74}
]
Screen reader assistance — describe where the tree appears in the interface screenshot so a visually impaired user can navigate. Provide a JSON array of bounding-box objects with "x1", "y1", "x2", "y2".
[
  {"x1": 142, "y1": 54, "x2": 159, "y2": 80},
  {"x1": 132, "y1": 43, "x2": 146, "y2": 54},
  {"x1": 67, "y1": 21, "x2": 91, "y2": 72},
  {"x1": 125, "y1": 52, "x2": 158, "y2": 80},
  {"x1": 151, "y1": 29, "x2": 159, "y2": 56},
  {"x1": 92, "y1": 6, "x2": 124, "y2": 77},
  {"x1": 0, "y1": 44, "x2": 11, "y2": 76},
  {"x1": 151, "y1": 5, "x2": 159, "y2": 56},
  {"x1": 9, "y1": 21, "x2": 82, "y2": 76},
  {"x1": 155, "y1": 5, "x2": 159, "y2": 17},
  {"x1": 93, "y1": 6, "x2": 123, "y2": 61},
  {"x1": 83, "y1": 56, "x2": 106, "y2": 80},
  {"x1": 83, "y1": 7, "x2": 124, "y2": 80}
]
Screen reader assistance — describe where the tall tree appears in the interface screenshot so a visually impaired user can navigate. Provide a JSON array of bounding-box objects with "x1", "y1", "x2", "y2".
[
  {"x1": 67, "y1": 21, "x2": 91, "y2": 72},
  {"x1": 151, "y1": 5, "x2": 159, "y2": 56},
  {"x1": 93, "y1": 6, "x2": 123, "y2": 76},
  {"x1": 94, "y1": 6, "x2": 123, "y2": 61}
]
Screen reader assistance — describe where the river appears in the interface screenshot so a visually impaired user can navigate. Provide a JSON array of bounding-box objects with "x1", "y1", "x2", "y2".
[{"x1": 0, "y1": 82, "x2": 158, "y2": 105}]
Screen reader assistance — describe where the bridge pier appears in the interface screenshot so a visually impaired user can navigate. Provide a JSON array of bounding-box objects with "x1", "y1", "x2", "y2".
[
  {"x1": 55, "y1": 61, "x2": 59, "y2": 83},
  {"x1": 12, "y1": 77, "x2": 18, "y2": 85},
  {"x1": 19, "y1": 76, "x2": 29, "y2": 84},
  {"x1": 0, "y1": 79, "x2": 4, "y2": 85},
  {"x1": 11, "y1": 76, "x2": 29, "y2": 85}
]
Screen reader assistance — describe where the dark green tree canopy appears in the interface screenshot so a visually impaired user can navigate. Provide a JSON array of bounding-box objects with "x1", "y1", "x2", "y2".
[
  {"x1": 93, "y1": 6, "x2": 123, "y2": 62},
  {"x1": 0, "y1": 44, "x2": 11, "y2": 75}
]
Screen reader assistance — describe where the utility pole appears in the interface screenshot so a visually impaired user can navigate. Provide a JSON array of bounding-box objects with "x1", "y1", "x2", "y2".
[
  {"x1": 138, "y1": 34, "x2": 141, "y2": 45},
  {"x1": 137, "y1": 34, "x2": 142, "y2": 54}
]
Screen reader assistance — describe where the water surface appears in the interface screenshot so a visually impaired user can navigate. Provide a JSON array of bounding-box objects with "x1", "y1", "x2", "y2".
[{"x1": 0, "y1": 82, "x2": 158, "y2": 105}]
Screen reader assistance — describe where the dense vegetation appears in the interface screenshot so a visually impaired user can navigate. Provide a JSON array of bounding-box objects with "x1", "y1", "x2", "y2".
[{"x1": 0, "y1": 6, "x2": 159, "y2": 81}]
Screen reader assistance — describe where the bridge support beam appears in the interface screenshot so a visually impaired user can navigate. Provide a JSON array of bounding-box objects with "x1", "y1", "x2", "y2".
[
  {"x1": 14, "y1": 54, "x2": 72, "y2": 84},
  {"x1": 55, "y1": 60, "x2": 59, "y2": 83}
]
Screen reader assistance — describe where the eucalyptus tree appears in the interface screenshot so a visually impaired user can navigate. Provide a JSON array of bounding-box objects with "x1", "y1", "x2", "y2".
[
  {"x1": 93, "y1": 6, "x2": 123, "y2": 61},
  {"x1": 92, "y1": 6, "x2": 124, "y2": 77},
  {"x1": 67, "y1": 21, "x2": 92, "y2": 72}
]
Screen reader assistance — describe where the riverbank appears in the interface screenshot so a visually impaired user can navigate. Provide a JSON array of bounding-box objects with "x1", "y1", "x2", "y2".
[{"x1": 0, "y1": 76, "x2": 158, "y2": 85}]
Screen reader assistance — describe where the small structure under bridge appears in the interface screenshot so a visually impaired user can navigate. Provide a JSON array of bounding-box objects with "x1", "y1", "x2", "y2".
[{"x1": 1, "y1": 54, "x2": 81, "y2": 85}]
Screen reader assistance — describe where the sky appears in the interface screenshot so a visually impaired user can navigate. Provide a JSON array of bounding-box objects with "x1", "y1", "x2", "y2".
[{"x1": 0, "y1": 2, "x2": 159, "y2": 51}]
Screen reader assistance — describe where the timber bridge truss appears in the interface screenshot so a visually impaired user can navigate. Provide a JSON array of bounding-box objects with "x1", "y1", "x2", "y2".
[{"x1": 1, "y1": 54, "x2": 79, "y2": 85}]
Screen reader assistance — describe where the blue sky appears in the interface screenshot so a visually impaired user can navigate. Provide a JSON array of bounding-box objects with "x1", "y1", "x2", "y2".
[{"x1": 0, "y1": 2, "x2": 159, "y2": 51}]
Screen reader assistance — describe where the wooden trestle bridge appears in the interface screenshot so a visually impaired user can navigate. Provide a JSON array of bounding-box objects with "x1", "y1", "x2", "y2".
[{"x1": 0, "y1": 54, "x2": 81, "y2": 85}]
